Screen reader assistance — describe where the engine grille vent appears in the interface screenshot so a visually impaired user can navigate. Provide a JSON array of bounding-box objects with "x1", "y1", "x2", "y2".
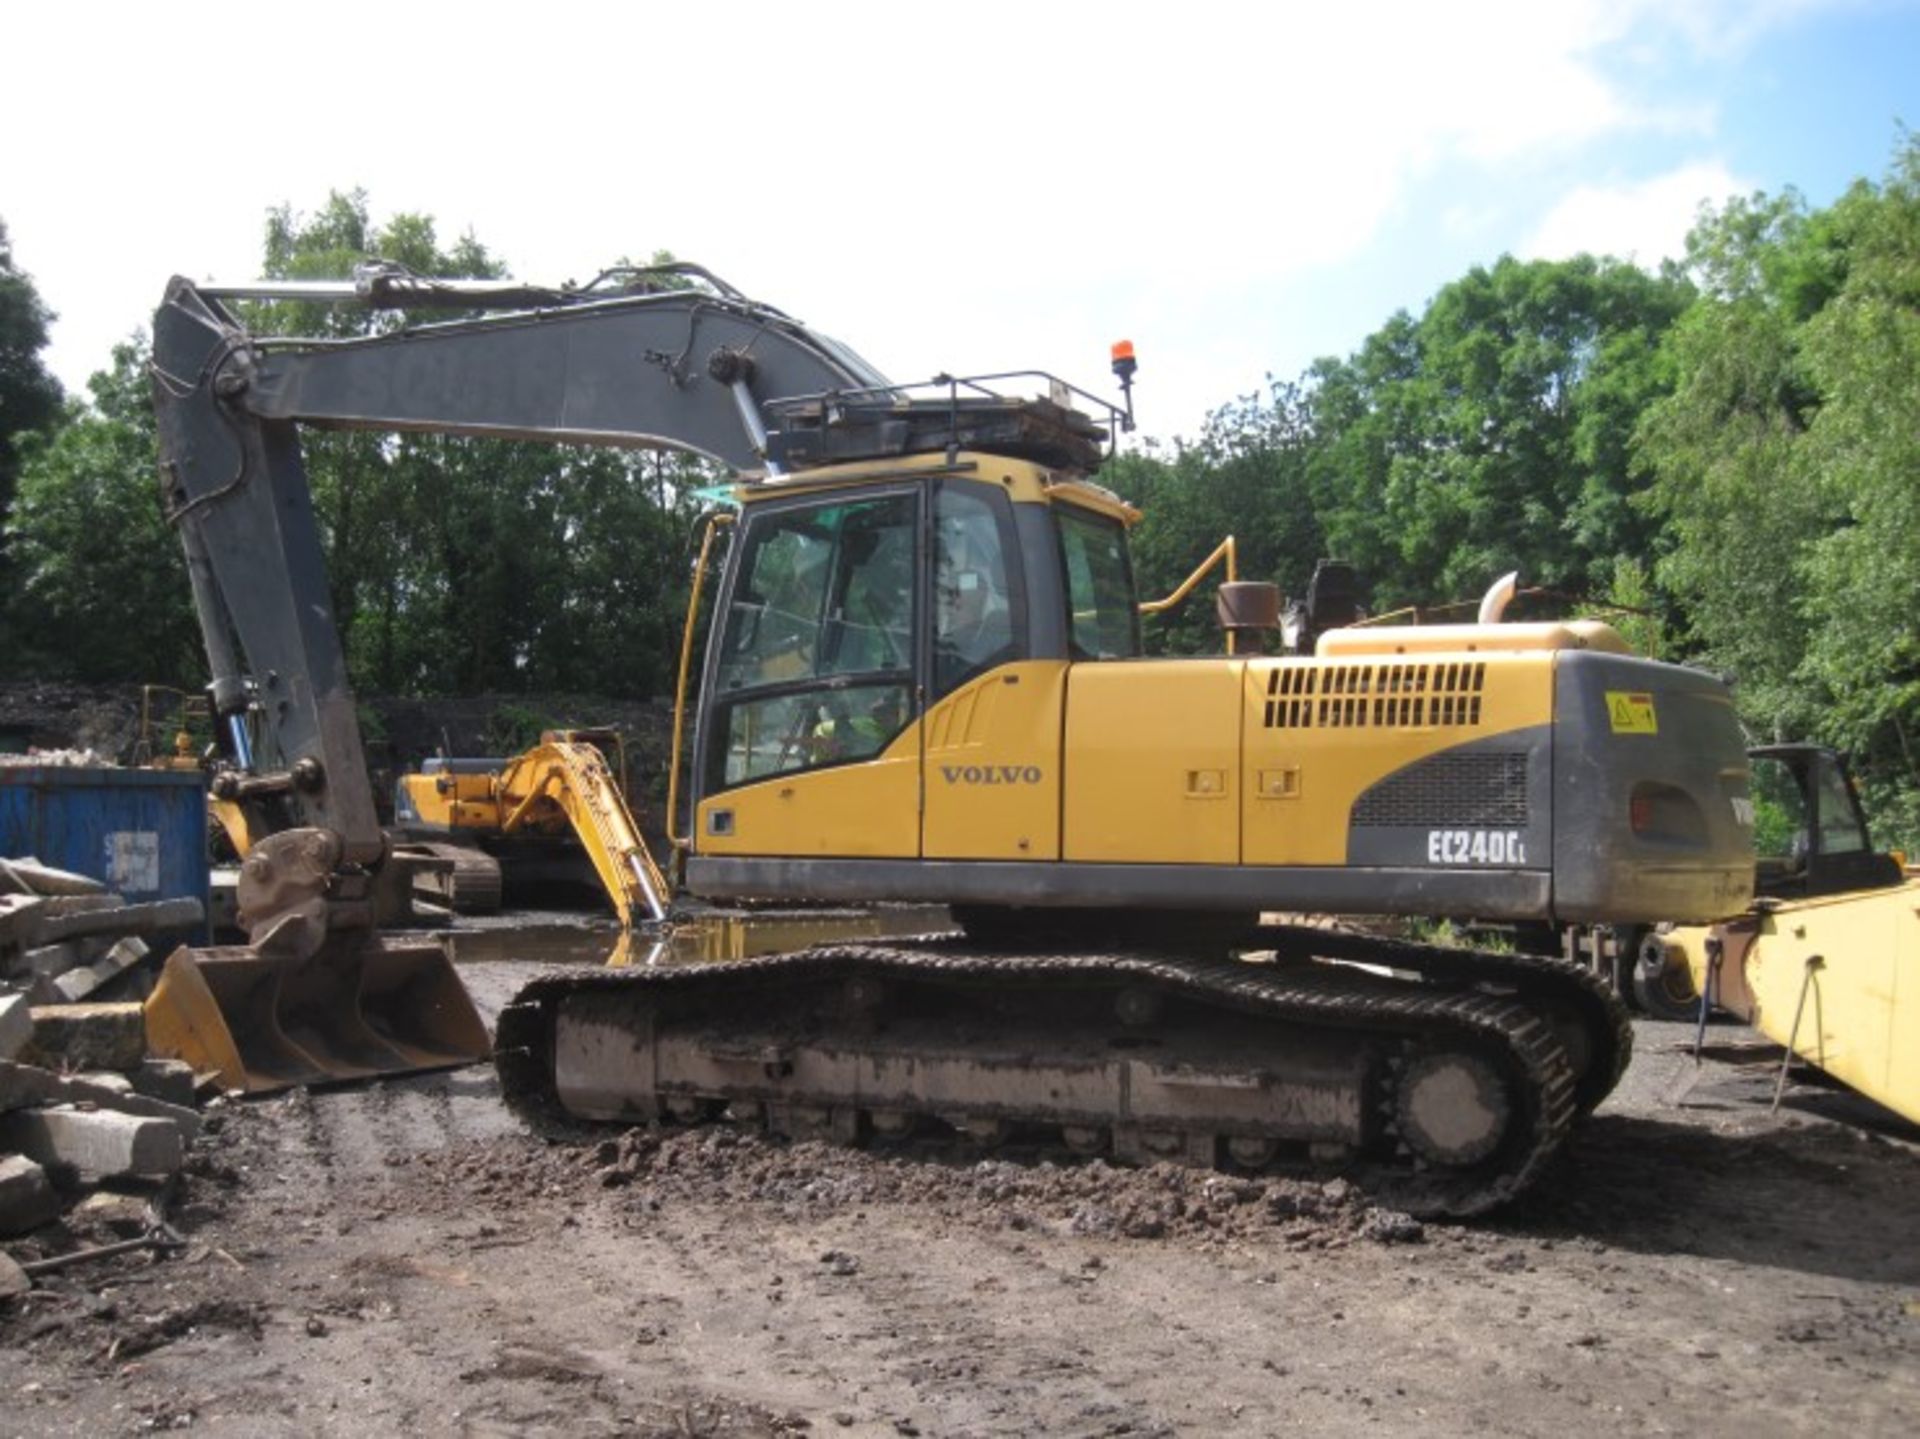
[
  {"x1": 1263, "y1": 661, "x2": 1487, "y2": 730},
  {"x1": 1351, "y1": 751, "x2": 1531, "y2": 828}
]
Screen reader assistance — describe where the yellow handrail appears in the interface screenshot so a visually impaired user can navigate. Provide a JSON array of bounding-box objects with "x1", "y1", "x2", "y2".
[
  {"x1": 668, "y1": 513, "x2": 734, "y2": 851},
  {"x1": 1138, "y1": 535, "x2": 1237, "y2": 615},
  {"x1": 1137, "y1": 535, "x2": 1239, "y2": 655}
]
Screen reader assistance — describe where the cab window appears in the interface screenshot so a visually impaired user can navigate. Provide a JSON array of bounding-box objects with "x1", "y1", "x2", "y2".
[
  {"x1": 710, "y1": 493, "x2": 916, "y2": 788},
  {"x1": 1810, "y1": 753, "x2": 1868, "y2": 855},
  {"x1": 1057, "y1": 504, "x2": 1139, "y2": 660},
  {"x1": 934, "y1": 486, "x2": 1020, "y2": 694}
]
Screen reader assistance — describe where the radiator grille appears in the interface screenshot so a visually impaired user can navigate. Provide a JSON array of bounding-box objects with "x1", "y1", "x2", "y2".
[
  {"x1": 1263, "y1": 661, "x2": 1487, "y2": 730},
  {"x1": 1351, "y1": 751, "x2": 1531, "y2": 828}
]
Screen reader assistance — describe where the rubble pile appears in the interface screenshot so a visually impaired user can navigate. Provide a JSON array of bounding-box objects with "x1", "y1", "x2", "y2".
[
  {"x1": 0, "y1": 748, "x2": 113, "y2": 769},
  {"x1": 0, "y1": 857, "x2": 205, "y2": 1295}
]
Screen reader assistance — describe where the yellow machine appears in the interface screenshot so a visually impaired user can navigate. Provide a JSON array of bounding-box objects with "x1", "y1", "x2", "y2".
[
  {"x1": 1642, "y1": 745, "x2": 1920, "y2": 1124},
  {"x1": 152, "y1": 264, "x2": 1755, "y2": 1210},
  {"x1": 394, "y1": 728, "x2": 670, "y2": 927}
]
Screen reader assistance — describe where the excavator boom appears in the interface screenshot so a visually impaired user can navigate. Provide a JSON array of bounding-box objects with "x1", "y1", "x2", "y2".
[{"x1": 146, "y1": 266, "x2": 895, "y2": 1091}]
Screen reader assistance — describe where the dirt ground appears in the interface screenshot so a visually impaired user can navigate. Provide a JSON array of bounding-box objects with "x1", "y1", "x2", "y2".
[{"x1": 5, "y1": 946, "x2": 1919, "y2": 1438}]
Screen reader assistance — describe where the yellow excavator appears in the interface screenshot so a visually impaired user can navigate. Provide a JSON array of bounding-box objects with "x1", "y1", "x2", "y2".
[
  {"x1": 393, "y1": 728, "x2": 669, "y2": 927},
  {"x1": 148, "y1": 262, "x2": 1756, "y2": 1213},
  {"x1": 1638, "y1": 745, "x2": 1919, "y2": 1125}
]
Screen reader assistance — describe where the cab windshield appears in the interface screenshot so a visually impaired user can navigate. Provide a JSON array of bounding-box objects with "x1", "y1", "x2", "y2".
[{"x1": 711, "y1": 492, "x2": 916, "y2": 788}]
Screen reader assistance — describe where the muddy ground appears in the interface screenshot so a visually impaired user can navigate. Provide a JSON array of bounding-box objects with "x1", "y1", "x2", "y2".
[{"x1": 4, "y1": 947, "x2": 1919, "y2": 1437}]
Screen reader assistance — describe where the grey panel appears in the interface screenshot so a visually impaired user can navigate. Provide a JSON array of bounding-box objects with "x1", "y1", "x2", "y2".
[
  {"x1": 1352, "y1": 750, "x2": 1530, "y2": 827},
  {"x1": 687, "y1": 856, "x2": 1553, "y2": 922},
  {"x1": 1344, "y1": 727, "x2": 1552, "y2": 873},
  {"x1": 1550, "y1": 652, "x2": 1754, "y2": 924}
]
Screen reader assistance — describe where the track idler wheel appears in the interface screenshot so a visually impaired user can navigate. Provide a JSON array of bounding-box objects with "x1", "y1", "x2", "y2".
[{"x1": 1394, "y1": 1050, "x2": 1512, "y2": 1168}]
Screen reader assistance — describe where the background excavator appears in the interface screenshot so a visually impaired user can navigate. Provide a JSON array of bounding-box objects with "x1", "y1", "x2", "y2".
[
  {"x1": 393, "y1": 727, "x2": 669, "y2": 926},
  {"x1": 147, "y1": 261, "x2": 1756, "y2": 1214}
]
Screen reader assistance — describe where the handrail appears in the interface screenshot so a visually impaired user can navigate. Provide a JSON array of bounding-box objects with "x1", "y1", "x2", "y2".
[
  {"x1": 1137, "y1": 535, "x2": 1240, "y2": 655},
  {"x1": 668, "y1": 513, "x2": 734, "y2": 850},
  {"x1": 1138, "y1": 535, "x2": 1237, "y2": 615}
]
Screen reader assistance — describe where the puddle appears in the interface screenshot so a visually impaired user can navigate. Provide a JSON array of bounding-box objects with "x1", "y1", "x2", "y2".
[{"x1": 449, "y1": 904, "x2": 952, "y2": 969}]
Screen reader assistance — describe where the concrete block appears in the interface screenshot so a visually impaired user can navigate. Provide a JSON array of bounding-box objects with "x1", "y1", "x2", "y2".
[
  {"x1": 0, "y1": 1104, "x2": 184, "y2": 1179},
  {"x1": 0, "y1": 893, "x2": 47, "y2": 947},
  {"x1": 129, "y1": 1058, "x2": 197, "y2": 1108},
  {"x1": 0, "y1": 1153, "x2": 61, "y2": 1236},
  {"x1": 0, "y1": 993, "x2": 29, "y2": 1061},
  {"x1": 51, "y1": 937, "x2": 150, "y2": 1004},
  {"x1": 24, "y1": 897, "x2": 203, "y2": 948},
  {"x1": 0, "y1": 1061, "x2": 199, "y2": 1138},
  {"x1": 13, "y1": 940, "x2": 88, "y2": 981},
  {"x1": 17, "y1": 1002, "x2": 147, "y2": 1072},
  {"x1": 0, "y1": 858, "x2": 108, "y2": 897}
]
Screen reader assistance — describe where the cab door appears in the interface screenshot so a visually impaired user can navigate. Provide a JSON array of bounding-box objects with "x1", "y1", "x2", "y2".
[{"x1": 921, "y1": 479, "x2": 1064, "y2": 859}]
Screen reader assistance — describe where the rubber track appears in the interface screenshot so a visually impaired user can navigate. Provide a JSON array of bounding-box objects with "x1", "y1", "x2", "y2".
[
  {"x1": 412, "y1": 842, "x2": 503, "y2": 915},
  {"x1": 495, "y1": 939, "x2": 1581, "y2": 1218},
  {"x1": 1248, "y1": 925, "x2": 1634, "y2": 1115}
]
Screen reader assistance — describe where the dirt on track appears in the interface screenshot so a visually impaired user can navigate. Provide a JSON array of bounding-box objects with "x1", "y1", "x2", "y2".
[{"x1": 4, "y1": 958, "x2": 1919, "y2": 1438}]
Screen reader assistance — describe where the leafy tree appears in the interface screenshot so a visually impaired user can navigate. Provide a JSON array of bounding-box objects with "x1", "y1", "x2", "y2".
[
  {"x1": 5, "y1": 340, "x2": 201, "y2": 682},
  {"x1": 0, "y1": 218, "x2": 62, "y2": 509},
  {"x1": 1634, "y1": 189, "x2": 1832, "y2": 737},
  {"x1": 0, "y1": 217, "x2": 66, "y2": 661},
  {"x1": 1305, "y1": 255, "x2": 1691, "y2": 611},
  {"x1": 1638, "y1": 133, "x2": 1920, "y2": 842}
]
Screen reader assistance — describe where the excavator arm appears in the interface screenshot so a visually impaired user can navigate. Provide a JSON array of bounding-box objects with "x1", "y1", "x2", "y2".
[
  {"x1": 152, "y1": 268, "x2": 889, "y2": 860},
  {"x1": 146, "y1": 264, "x2": 889, "y2": 1091}
]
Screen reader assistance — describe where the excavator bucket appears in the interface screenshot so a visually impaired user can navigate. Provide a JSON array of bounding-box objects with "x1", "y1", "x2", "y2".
[{"x1": 145, "y1": 934, "x2": 490, "y2": 1095}]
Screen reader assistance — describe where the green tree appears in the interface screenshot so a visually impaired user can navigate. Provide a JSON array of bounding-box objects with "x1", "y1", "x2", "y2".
[
  {"x1": 1638, "y1": 133, "x2": 1920, "y2": 842},
  {"x1": 5, "y1": 339, "x2": 201, "y2": 682},
  {"x1": 1306, "y1": 255, "x2": 1691, "y2": 611},
  {"x1": 0, "y1": 218, "x2": 62, "y2": 507},
  {"x1": 0, "y1": 217, "x2": 66, "y2": 660}
]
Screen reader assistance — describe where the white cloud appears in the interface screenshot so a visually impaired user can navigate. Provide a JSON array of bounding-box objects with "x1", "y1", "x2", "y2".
[
  {"x1": 1521, "y1": 162, "x2": 1755, "y2": 265},
  {"x1": 0, "y1": 2, "x2": 1833, "y2": 437}
]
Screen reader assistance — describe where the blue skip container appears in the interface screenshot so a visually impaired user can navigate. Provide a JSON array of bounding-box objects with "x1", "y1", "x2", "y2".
[{"x1": 0, "y1": 766, "x2": 209, "y2": 917}]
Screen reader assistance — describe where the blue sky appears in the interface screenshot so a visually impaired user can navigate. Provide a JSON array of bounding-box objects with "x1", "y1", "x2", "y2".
[
  {"x1": 1169, "y1": 1, "x2": 1918, "y2": 432},
  {"x1": 4, "y1": 1, "x2": 1915, "y2": 445}
]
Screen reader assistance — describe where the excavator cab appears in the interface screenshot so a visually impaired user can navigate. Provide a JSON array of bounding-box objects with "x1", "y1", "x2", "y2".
[{"x1": 1747, "y1": 744, "x2": 1904, "y2": 900}]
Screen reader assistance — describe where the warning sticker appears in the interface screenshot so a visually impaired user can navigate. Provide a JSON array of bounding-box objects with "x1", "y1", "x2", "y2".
[{"x1": 1605, "y1": 691, "x2": 1658, "y2": 735}]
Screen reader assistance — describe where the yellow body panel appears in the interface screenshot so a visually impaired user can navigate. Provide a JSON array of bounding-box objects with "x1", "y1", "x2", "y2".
[
  {"x1": 1242, "y1": 654, "x2": 1555, "y2": 866},
  {"x1": 399, "y1": 770, "x2": 506, "y2": 829},
  {"x1": 1063, "y1": 661, "x2": 1243, "y2": 864},
  {"x1": 923, "y1": 662, "x2": 1066, "y2": 860},
  {"x1": 696, "y1": 739, "x2": 921, "y2": 858},
  {"x1": 1678, "y1": 879, "x2": 1920, "y2": 1124}
]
